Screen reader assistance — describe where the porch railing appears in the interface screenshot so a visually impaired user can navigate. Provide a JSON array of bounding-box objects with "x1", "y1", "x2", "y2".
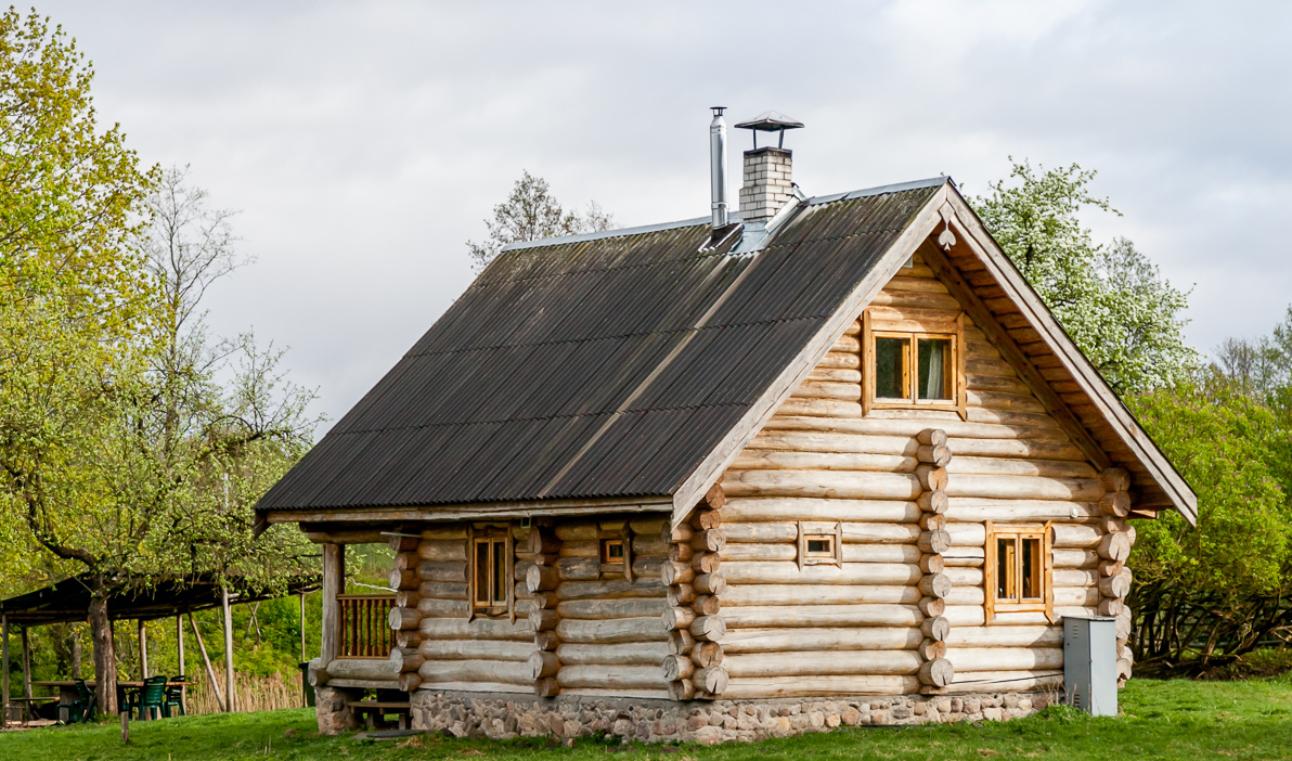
[{"x1": 337, "y1": 593, "x2": 396, "y2": 658}]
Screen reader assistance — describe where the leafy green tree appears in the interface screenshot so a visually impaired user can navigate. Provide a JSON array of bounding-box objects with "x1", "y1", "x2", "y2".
[
  {"x1": 466, "y1": 170, "x2": 613, "y2": 271},
  {"x1": 974, "y1": 160, "x2": 1196, "y2": 393},
  {"x1": 1128, "y1": 370, "x2": 1292, "y2": 668},
  {"x1": 0, "y1": 6, "x2": 159, "y2": 714}
]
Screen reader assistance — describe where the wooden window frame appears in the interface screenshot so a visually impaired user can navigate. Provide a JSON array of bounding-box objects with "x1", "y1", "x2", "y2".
[
  {"x1": 468, "y1": 525, "x2": 513, "y2": 619},
  {"x1": 597, "y1": 523, "x2": 633, "y2": 581},
  {"x1": 862, "y1": 310, "x2": 966, "y2": 418},
  {"x1": 797, "y1": 521, "x2": 843, "y2": 568},
  {"x1": 984, "y1": 521, "x2": 1054, "y2": 623}
]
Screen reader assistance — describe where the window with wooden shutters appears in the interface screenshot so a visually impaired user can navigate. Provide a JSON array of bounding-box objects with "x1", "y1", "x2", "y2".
[
  {"x1": 984, "y1": 521, "x2": 1053, "y2": 622},
  {"x1": 471, "y1": 531, "x2": 510, "y2": 616}
]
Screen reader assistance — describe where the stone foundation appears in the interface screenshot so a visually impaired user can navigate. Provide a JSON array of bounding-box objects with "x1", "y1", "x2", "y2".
[
  {"x1": 313, "y1": 685, "x2": 359, "y2": 734},
  {"x1": 398, "y1": 689, "x2": 1053, "y2": 744}
]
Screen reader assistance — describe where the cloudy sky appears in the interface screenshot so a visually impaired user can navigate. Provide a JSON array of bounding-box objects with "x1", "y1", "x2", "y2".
[{"x1": 48, "y1": 1, "x2": 1291, "y2": 429}]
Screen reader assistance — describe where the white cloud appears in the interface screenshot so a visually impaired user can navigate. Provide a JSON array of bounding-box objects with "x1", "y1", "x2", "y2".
[{"x1": 43, "y1": 0, "x2": 1292, "y2": 425}]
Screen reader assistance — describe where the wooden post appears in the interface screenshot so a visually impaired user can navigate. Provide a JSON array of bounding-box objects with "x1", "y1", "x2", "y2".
[
  {"x1": 188, "y1": 613, "x2": 225, "y2": 712},
  {"x1": 176, "y1": 615, "x2": 185, "y2": 676},
  {"x1": 2, "y1": 612, "x2": 9, "y2": 729},
  {"x1": 321, "y1": 544, "x2": 345, "y2": 664},
  {"x1": 298, "y1": 592, "x2": 307, "y2": 663},
  {"x1": 21, "y1": 626, "x2": 32, "y2": 722},
  {"x1": 137, "y1": 619, "x2": 148, "y2": 679},
  {"x1": 220, "y1": 585, "x2": 236, "y2": 712}
]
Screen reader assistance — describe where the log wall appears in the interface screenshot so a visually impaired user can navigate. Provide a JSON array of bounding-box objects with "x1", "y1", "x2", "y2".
[{"x1": 714, "y1": 254, "x2": 1133, "y2": 698}]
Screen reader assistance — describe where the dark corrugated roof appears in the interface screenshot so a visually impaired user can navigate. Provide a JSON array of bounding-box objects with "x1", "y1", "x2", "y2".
[{"x1": 257, "y1": 180, "x2": 943, "y2": 513}]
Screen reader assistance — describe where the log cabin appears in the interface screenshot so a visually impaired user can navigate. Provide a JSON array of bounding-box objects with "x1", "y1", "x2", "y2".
[{"x1": 255, "y1": 109, "x2": 1196, "y2": 742}]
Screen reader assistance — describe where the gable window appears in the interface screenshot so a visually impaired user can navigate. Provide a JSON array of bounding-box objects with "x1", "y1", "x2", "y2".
[
  {"x1": 600, "y1": 537, "x2": 625, "y2": 565},
  {"x1": 471, "y1": 531, "x2": 510, "y2": 616},
  {"x1": 983, "y1": 522, "x2": 1053, "y2": 622},
  {"x1": 863, "y1": 311, "x2": 965, "y2": 416},
  {"x1": 796, "y1": 521, "x2": 843, "y2": 567}
]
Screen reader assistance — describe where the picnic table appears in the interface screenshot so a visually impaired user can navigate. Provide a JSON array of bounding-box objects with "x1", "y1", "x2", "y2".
[{"x1": 31, "y1": 679, "x2": 190, "y2": 722}]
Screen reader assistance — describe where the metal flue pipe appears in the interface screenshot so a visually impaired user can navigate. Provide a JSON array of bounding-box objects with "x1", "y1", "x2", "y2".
[{"x1": 709, "y1": 106, "x2": 728, "y2": 229}]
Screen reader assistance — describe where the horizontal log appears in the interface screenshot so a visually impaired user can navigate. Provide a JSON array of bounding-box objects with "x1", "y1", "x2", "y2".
[
  {"x1": 557, "y1": 557, "x2": 601, "y2": 581},
  {"x1": 418, "y1": 561, "x2": 467, "y2": 583},
  {"x1": 528, "y1": 609, "x2": 558, "y2": 632},
  {"x1": 918, "y1": 530, "x2": 951, "y2": 554},
  {"x1": 415, "y1": 681, "x2": 531, "y2": 694},
  {"x1": 417, "y1": 540, "x2": 467, "y2": 562},
  {"x1": 944, "y1": 672, "x2": 1063, "y2": 694},
  {"x1": 949, "y1": 647, "x2": 1064, "y2": 672},
  {"x1": 556, "y1": 578, "x2": 662, "y2": 600},
  {"x1": 724, "y1": 604, "x2": 922, "y2": 629},
  {"x1": 917, "y1": 445, "x2": 952, "y2": 468},
  {"x1": 721, "y1": 675, "x2": 919, "y2": 698},
  {"x1": 416, "y1": 597, "x2": 469, "y2": 618},
  {"x1": 1054, "y1": 587, "x2": 1101, "y2": 607},
  {"x1": 417, "y1": 581, "x2": 468, "y2": 600},
  {"x1": 1052, "y1": 549, "x2": 1098, "y2": 569},
  {"x1": 720, "y1": 627, "x2": 923, "y2": 653},
  {"x1": 946, "y1": 437, "x2": 1085, "y2": 462},
  {"x1": 723, "y1": 650, "x2": 921, "y2": 677},
  {"x1": 944, "y1": 499, "x2": 1098, "y2": 522},
  {"x1": 389, "y1": 568, "x2": 419, "y2": 590},
  {"x1": 418, "y1": 639, "x2": 535, "y2": 661},
  {"x1": 558, "y1": 597, "x2": 666, "y2": 620},
  {"x1": 325, "y1": 658, "x2": 400, "y2": 681},
  {"x1": 945, "y1": 474, "x2": 1103, "y2": 502},
  {"x1": 556, "y1": 617, "x2": 665, "y2": 644},
  {"x1": 1053, "y1": 569, "x2": 1098, "y2": 587},
  {"x1": 556, "y1": 641, "x2": 670, "y2": 666},
  {"x1": 418, "y1": 618, "x2": 531, "y2": 641},
  {"x1": 944, "y1": 567, "x2": 983, "y2": 587},
  {"x1": 420, "y1": 526, "x2": 468, "y2": 540},
  {"x1": 946, "y1": 625, "x2": 1063, "y2": 648},
  {"x1": 1099, "y1": 491, "x2": 1132, "y2": 517},
  {"x1": 721, "y1": 584, "x2": 921, "y2": 607},
  {"x1": 419, "y1": 659, "x2": 531, "y2": 685},
  {"x1": 722, "y1": 561, "x2": 921, "y2": 586},
  {"x1": 730, "y1": 450, "x2": 915, "y2": 473},
  {"x1": 723, "y1": 470, "x2": 922, "y2": 500},
  {"x1": 557, "y1": 665, "x2": 663, "y2": 690},
  {"x1": 693, "y1": 573, "x2": 726, "y2": 595},
  {"x1": 746, "y1": 431, "x2": 919, "y2": 457},
  {"x1": 1051, "y1": 524, "x2": 1101, "y2": 549},
  {"x1": 946, "y1": 523, "x2": 985, "y2": 547},
  {"x1": 765, "y1": 415, "x2": 1068, "y2": 444},
  {"x1": 724, "y1": 498, "x2": 921, "y2": 523}
]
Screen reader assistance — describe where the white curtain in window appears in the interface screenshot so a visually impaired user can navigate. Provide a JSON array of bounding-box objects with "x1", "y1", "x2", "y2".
[{"x1": 922, "y1": 342, "x2": 944, "y2": 399}]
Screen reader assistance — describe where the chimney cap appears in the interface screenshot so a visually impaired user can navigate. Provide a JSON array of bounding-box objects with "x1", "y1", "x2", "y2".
[{"x1": 734, "y1": 111, "x2": 804, "y2": 131}]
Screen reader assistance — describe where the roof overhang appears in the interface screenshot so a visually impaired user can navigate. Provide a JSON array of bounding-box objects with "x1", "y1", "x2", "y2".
[{"x1": 261, "y1": 495, "x2": 674, "y2": 530}]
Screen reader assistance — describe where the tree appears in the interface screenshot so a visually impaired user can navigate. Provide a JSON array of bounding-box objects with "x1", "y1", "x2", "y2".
[
  {"x1": 0, "y1": 7, "x2": 159, "y2": 714},
  {"x1": 973, "y1": 159, "x2": 1196, "y2": 394},
  {"x1": 466, "y1": 170, "x2": 613, "y2": 271},
  {"x1": 1128, "y1": 369, "x2": 1292, "y2": 668}
]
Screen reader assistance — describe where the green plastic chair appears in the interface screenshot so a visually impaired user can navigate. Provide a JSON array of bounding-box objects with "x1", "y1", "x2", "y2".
[
  {"x1": 163, "y1": 675, "x2": 186, "y2": 717},
  {"x1": 134, "y1": 676, "x2": 168, "y2": 720},
  {"x1": 67, "y1": 679, "x2": 96, "y2": 724}
]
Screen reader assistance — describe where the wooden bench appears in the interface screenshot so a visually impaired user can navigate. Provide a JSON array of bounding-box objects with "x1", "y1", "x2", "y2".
[{"x1": 348, "y1": 699, "x2": 411, "y2": 731}]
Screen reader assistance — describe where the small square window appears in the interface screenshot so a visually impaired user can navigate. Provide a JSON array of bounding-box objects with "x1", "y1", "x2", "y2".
[
  {"x1": 805, "y1": 536, "x2": 834, "y2": 556},
  {"x1": 600, "y1": 538, "x2": 625, "y2": 564}
]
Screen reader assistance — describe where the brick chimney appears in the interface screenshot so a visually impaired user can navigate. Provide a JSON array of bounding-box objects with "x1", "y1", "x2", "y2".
[{"x1": 734, "y1": 112, "x2": 804, "y2": 223}]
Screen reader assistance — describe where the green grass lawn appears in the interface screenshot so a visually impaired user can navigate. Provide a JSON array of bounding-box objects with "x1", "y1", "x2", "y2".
[{"x1": 3, "y1": 676, "x2": 1290, "y2": 760}]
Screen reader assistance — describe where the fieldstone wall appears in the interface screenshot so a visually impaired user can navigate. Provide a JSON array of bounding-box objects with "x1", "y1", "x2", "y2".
[
  {"x1": 314, "y1": 685, "x2": 359, "y2": 734},
  {"x1": 406, "y1": 690, "x2": 1053, "y2": 744}
]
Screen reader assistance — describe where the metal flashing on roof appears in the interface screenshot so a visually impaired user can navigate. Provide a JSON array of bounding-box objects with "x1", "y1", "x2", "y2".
[
  {"x1": 730, "y1": 197, "x2": 803, "y2": 257},
  {"x1": 807, "y1": 176, "x2": 949, "y2": 206}
]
